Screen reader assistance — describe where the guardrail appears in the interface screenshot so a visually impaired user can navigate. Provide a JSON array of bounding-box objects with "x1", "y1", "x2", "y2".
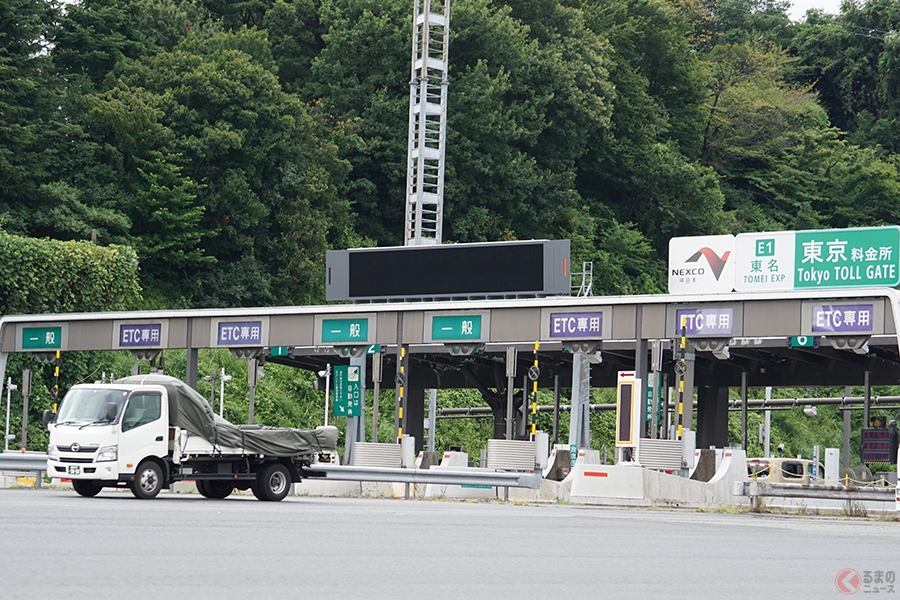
[
  {"x1": 304, "y1": 464, "x2": 542, "y2": 489},
  {"x1": 736, "y1": 481, "x2": 897, "y2": 512},
  {"x1": 2, "y1": 454, "x2": 539, "y2": 492},
  {"x1": 0, "y1": 453, "x2": 47, "y2": 487}
]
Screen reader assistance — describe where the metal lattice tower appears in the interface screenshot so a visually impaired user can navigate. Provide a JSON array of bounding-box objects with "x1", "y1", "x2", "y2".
[
  {"x1": 573, "y1": 261, "x2": 594, "y2": 297},
  {"x1": 404, "y1": 0, "x2": 450, "y2": 246}
]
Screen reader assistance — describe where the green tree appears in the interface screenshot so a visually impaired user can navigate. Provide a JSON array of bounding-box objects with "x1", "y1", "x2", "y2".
[
  {"x1": 0, "y1": 0, "x2": 58, "y2": 229},
  {"x1": 699, "y1": 41, "x2": 834, "y2": 231},
  {"x1": 791, "y1": 0, "x2": 900, "y2": 151},
  {"x1": 111, "y1": 27, "x2": 353, "y2": 305},
  {"x1": 52, "y1": 0, "x2": 156, "y2": 91},
  {"x1": 575, "y1": 0, "x2": 723, "y2": 266}
]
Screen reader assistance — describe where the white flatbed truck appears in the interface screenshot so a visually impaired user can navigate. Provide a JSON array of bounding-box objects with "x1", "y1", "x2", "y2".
[{"x1": 44, "y1": 374, "x2": 337, "y2": 501}]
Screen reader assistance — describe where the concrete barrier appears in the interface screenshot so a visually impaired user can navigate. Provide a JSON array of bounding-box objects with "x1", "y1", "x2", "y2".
[
  {"x1": 424, "y1": 452, "x2": 496, "y2": 500},
  {"x1": 570, "y1": 464, "x2": 645, "y2": 500}
]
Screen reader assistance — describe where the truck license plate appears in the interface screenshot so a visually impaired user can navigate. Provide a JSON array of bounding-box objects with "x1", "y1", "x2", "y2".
[{"x1": 67, "y1": 466, "x2": 81, "y2": 475}]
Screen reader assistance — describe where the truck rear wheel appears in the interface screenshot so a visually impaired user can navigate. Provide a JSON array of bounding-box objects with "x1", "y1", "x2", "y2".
[
  {"x1": 131, "y1": 460, "x2": 163, "y2": 499},
  {"x1": 255, "y1": 463, "x2": 290, "y2": 502},
  {"x1": 72, "y1": 479, "x2": 103, "y2": 497},
  {"x1": 197, "y1": 480, "x2": 234, "y2": 499}
]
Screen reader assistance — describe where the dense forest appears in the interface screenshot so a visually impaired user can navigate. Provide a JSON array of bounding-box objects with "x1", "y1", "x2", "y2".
[
  {"x1": 3, "y1": 0, "x2": 900, "y2": 307},
  {"x1": 3, "y1": 0, "x2": 900, "y2": 460}
]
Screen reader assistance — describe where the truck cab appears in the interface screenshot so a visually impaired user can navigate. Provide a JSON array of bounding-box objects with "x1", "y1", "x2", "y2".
[{"x1": 46, "y1": 383, "x2": 169, "y2": 498}]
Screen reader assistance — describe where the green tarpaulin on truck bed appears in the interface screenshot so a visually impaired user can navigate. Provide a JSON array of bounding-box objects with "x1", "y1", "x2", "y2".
[{"x1": 115, "y1": 374, "x2": 337, "y2": 457}]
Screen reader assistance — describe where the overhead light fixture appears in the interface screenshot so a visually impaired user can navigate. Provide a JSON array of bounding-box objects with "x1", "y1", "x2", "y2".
[{"x1": 826, "y1": 336, "x2": 870, "y2": 355}]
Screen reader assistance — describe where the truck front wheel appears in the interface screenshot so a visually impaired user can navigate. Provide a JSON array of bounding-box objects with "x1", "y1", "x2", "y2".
[
  {"x1": 131, "y1": 460, "x2": 163, "y2": 499},
  {"x1": 72, "y1": 479, "x2": 103, "y2": 498},
  {"x1": 254, "y1": 463, "x2": 290, "y2": 502}
]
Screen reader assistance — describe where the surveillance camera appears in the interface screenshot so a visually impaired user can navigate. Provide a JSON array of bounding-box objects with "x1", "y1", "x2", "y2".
[
  {"x1": 777, "y1": 443, "x2": 785, "y2": 452},
  {"x1": 803, "y1": 405, "x2": 817, "y2": 417}
]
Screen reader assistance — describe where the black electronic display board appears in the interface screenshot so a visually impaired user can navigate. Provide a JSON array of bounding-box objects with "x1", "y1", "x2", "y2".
[
  {"x1": 326, "y1": 240, "x2": 570, "y2": 301},
  {"x1": 616, "y1": 383, "x2": 634, "y2": 446},
  {"x1": 861, "y1": 427, "x2": 898, "y2": 464}
]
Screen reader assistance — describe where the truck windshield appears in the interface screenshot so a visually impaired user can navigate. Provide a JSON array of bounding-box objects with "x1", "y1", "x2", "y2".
[{"x1": 55, "y1": 389, "x2": 129, "y2": 425}]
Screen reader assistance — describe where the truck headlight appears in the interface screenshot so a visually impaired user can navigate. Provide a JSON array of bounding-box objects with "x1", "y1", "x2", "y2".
[
  {"x1": 96, "y1": 445, "x2": 117, "y2": 462},
  {"x1": 48, "y1": 445, "x2": 59, "y2": 461}
]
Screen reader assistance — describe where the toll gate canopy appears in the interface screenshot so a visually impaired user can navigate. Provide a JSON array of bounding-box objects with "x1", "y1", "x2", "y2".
[{"x1": 3, "y1": 287, "x2": 900, "y2": 392}]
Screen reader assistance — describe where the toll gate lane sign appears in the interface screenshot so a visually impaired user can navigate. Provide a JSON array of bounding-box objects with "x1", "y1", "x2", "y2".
[
  {"x1": 810, "y1": 304, "x2": 875, "y2": 334},
  {"x1": 17, "y1": 323, "x2": 68, "y2": 352},
  {"x1": 540, "y1": 307, "x2": 611, "y2": 341},
  {"x1": 113, "y1": 320, "x2": 169, "y2": 350},
  {"x1": 209, "y1": 317, "x2": 269, "y2": 348},
  {"x1": 314, "y1": 314, "x2": 376, "y2": 346},
  {"x1": 431, "y1": 315, "x2": 482, "y2": 340},
  {"x1": 424, "y1": 311, "x2": 491, "y2": 343},
  {"x1": 121, "y1": 324, "x2": 161, "y2": 346}
]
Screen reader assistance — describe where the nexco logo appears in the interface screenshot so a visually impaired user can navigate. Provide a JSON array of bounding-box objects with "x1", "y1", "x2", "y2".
[
  {"x1": 672, "y1": 267, "x2": 705, "y2": 276},
  {"x1": 673, "y1": 247, "x2": 731, "y2": 281}
]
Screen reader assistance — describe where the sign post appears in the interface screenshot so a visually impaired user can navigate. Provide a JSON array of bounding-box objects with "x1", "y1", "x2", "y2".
[{"x1": 20, "y1": 370, "x2": 31, "y2": 450}]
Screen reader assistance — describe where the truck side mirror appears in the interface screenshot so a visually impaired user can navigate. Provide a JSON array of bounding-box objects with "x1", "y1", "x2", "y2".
[
  {"x1": 105, "y1": 403, "x2": 119, "y2": 422},
  {"x1": 42, "y1": 409, "x2": 52, "y2": 427}
]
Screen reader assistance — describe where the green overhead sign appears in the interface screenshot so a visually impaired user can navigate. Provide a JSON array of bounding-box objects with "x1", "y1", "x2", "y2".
[
  {"x1": 795, "y1": 227, "x2": 900, "y2": 288},
  {"x1": 431, "y1": 315, "x2": 482, "y2": 341},
  {"x1": 735, "y1": 226, "x2": 900, "y2": 292},
  {"x1": 321, "y1": 318, "x2": 369, "y2": 344},
  {"x1": 21, "y1": 326, "x2": 63, "y2": 350},
  {"x1": 790, "y1": 336, "x2": 816, "y2": 348}
]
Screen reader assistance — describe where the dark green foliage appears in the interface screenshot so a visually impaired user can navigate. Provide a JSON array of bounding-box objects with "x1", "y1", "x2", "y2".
[
  {"x1": 0, "y1": 232, "x2": 143, "y2": 453},
  {"x1": 791, "y1": 0, "x2": 900, "y2": 152},
  {"x1": 3, "y1": 0, "x2": 899, "y2": 303},
  {"x1": 0, "y1": 231, "x2": 141, "y2": 314},
  {"x1": 0, "y1": 0, "x2": 59, "y2": 228}
]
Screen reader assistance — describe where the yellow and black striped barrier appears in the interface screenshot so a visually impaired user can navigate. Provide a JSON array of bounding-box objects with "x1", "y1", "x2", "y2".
[{"x1": 530, "y1": 341, "x2": 539, "y2": 441}]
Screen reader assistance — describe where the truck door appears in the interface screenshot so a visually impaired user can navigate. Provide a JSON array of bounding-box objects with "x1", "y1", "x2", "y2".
[{"x1": 118, "y1": 391, "x2": 166, "y2": 474}]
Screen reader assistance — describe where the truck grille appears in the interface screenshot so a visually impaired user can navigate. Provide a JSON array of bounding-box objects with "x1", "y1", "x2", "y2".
[
  {"x1": 56, "y1": 445, "x2": 99, "y2": 453},
  {"x1": 59, "y1": 457, "x2": 93, "y2": 464}
]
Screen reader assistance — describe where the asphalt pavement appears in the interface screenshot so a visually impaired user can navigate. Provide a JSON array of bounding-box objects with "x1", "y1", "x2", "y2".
[{"x1": 1, "y1": 488, "x2": 898, "y2": 599}]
